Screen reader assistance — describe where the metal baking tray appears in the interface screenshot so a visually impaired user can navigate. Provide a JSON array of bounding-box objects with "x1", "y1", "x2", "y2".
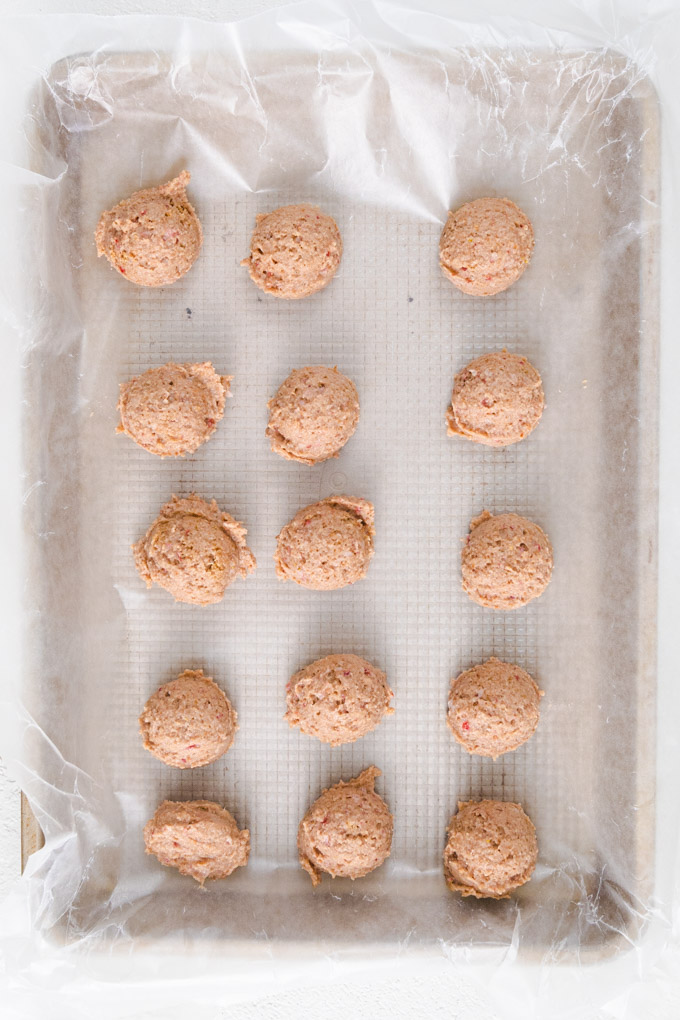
[{"x1": 22, "y1": 43, "x2": 659, "y2": 958}]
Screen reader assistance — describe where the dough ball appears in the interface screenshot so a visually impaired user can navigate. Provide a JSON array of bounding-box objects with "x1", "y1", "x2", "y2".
[
  {"x1": 298, "y1": 766, "x2": 393, "y2": 885},
  {"x1": 95, "y1": 171, "x2": 202, "y2": 287},
  {"x1": 267, "y1": 366, "x2": 359, "y2": 465},
  {"x1": 443, "y1": 800, "x2": 537, "y2": 898},
  {"x1": 274, "y1": 495, "x2": 374, "y2": 590},
  {"x1": 447, "y1": 658, "x2": 542, "y2": 758},
  {"x1": 461, "y1": 511, "x2": 553, "y2": 610},
  {"x1": 446, "y1": 350, "x2": 544, "y2": 447},
  {"x1": 285, "y1": 654, "x2": 393, "y2": 746},
  {"x1": 139, "y1": 668, "x2": 238, "y2": 768},
  {"x1": 134, "y1": 494, "x2": 256, "y2": 605},
  {"x1": 439, "y1": 197, "x2": 534, "y2": 297},
  {"x1": 118, "y1": 362, "x2": 230, "y2": 457},
  {"x1": 241, "y1": 203, "x2": 342, "y2": 299},
  {"x1": 144, "y1": 800, "x2": 249, "y2": 885}
]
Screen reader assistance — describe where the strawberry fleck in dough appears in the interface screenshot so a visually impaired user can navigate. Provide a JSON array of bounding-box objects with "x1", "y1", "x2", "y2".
[
  {"x1": 298, "y1": 766, "x2": 393, "y2": 885},
  {"x1": 95, "y1": 171, "x2": 202, "y2": 287},
  {"x1": 134, "y1": 494, "x2": 256, "y2": 605},
  {"x1": 461, "y1": 510, "x2": 553, "y2": 610},
  {"x1": 267, "y1": 366, "x2": 360, "y2": 464},
  {"x1": 274, "y1": 495, "x2": 374, "y2": 590},
  {"x1": 139, "y1": 669, "x2": 238, "y2": 768},
  {"x1": 447, "y1": 658, "x2": 543, "y2": 758},
  {"x1": 285, "y1": 654, "x2": 393, "y2": 746},
  {"x1": 443, "y1": 800, "x2": 538, "y2": 899},
  {"x1": 117, "y1": 362, "x2": 230, "y2": 457},
  {"x1": 439, "y1": 197, "x2": 534, "y2": 296},
  {"x1": 144, "y1": 800, "x2": 249, "y2": 885},
  {"x1": 447, "y1": 350, "x2": 544, "y2": 447},
  {"x1": 241, "y1": 203, "x2": 342, "y2": 299}
]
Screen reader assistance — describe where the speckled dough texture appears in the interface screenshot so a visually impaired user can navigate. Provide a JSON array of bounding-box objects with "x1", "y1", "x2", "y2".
[
  {"x1": 117, "y1": 362, "x2": 230, "y2": 457},
  {"x1": 274, "y1": 495, "x2": 374, "y2": 590},
  {"x1": 461, "y1": 510, "x2": 553, "y2": 610},
  {"x1": 439, "y1": 197, "x2": 534, "y2": 296},
  {"x1": 447, "y1": 658, "x2": 543, "y2": 758},
  {"x1": 446, "y1": 350, "x2": 544, "y2": 447},
  {"x1": 139, "y1": 669, "x2": 238, "y2": 768},
  {"x1": 443, "y1": 800, "x2": 538, "y2": 899},
  {"x1": 267, "y1": 366, "x2": 360, "y2": 464},
  {"x1": 298, "y1": 766, "x2": 393, "y2": 886},
  {"x1": 241, "y1": 203, "x2": 342, "y2": 299},
  {"x1": 285, "y1": 654, "x2": 393, "y2": 746},
  {"x1": 144, "y1": 800, "x2": 250, "y2": 886},
  {"x1": 95, "y1": 171, "x2": 203, "y2": 287},
  {"x1": 133, "y1": 494, "x2": 256, "y2": 605}
]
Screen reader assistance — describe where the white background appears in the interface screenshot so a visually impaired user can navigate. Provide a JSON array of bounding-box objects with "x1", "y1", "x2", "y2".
[{"x1": 1, "y1": 1, "x2": 678, "y2": 1018}]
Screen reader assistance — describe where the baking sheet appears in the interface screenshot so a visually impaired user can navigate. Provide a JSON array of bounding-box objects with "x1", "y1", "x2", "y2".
[{"x1": 16, "y1": 26, "x2": 659, "y2": 956}]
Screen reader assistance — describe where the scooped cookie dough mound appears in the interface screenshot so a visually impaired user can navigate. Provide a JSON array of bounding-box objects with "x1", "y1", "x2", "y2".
[
  {"x1": 241, "y1": 203, "x2": 342, "y2": 299},
  {"x1": 95, "y1": 171, "x2": 203, "y2": 287},
  {"x1": 298, "y1": 766, "x2": 393, "y2": 886},
  {"x1": 461, "y1": 511, "x2": 553, "y2": 610},
  {"x1": 267, "y1": 366, "x2": 360, "y2": 465},
  {"x1": 134, "y1": 494, "x2": 256, "y2": 605},
  {"x1": 118, "y1": 362, "x2": 230, "y2": 457},
  {"x1": 286, "y1": 654, "x2": 393, "y2": 746},
  {"x1": 275, "y1": 495, "x2": 374, "y2": 590},
  {"x1": 446, "y1": 350, "x2": 544, "y2": 447},
  {"x1": 447, "y1": 658, "x2": 542, "y2": 758},
  {"x1": 139, "y1": 669, "x2": 238, "y2": 768},
  {"x1": 144, "y1": 800, "x2": 249, "y2": 885},
  {"x1": 439, "y1": 197, "x2": 534, "y2": 296},
  {"x1": 443, "y1": 800, "x2": 537, "y2": 898}
]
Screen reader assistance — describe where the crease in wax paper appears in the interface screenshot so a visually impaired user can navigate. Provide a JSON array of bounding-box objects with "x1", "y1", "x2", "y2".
[{"x1": 0, "y1": 2, "x2": 679, "y2": 1018}]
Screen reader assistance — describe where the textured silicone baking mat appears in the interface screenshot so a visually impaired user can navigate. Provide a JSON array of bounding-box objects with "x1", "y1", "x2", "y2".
[{"x1": 24, "y1": 45, "x2": 659, "y2": 954}]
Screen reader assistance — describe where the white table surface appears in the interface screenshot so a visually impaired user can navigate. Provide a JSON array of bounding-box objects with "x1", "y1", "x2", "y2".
[{"x1": 0, "y1": 2, "x2": 663, "y2": 1017}]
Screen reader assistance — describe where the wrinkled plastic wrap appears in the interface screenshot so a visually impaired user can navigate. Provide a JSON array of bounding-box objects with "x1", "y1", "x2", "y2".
[{"x1": 1, "y1": 1, "x2": 679, "y2": 1018}]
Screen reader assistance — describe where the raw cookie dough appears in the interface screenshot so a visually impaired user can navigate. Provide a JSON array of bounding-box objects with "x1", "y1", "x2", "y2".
[
  {"x1": 139, "y1": 668, "x2": 238, "y2": 768},
  {"x1": 447, "y1": 657, "x2": 542, "y2": 758},
  {"x1": 241, "y1": 203, "x2": 342, "y2": 299},
  {"x1": 439, "y1": 197, "x2": 534, "y2": 296},
  {"x1": 118, "y1": 362, "x2": 230, "y2": 457},
  {"x1": 134, "y1": 494, "x2": 255, "y2": 605},
  {"x1": 144, "y1": 800, "x2": 249, "y2": 885},
  {"x1": 446, "y1": 350, "x2": 544, "y2": 447},
  {"x1": 267, "y1": 366, "x2": 359, "y2": 465},
  {"x1": 443, "y1": 800, "x2": 538, "y2": 898},
  {"x1": 285, "y1": 653, "x2": 393, "y2": 746},
  {"x1": 274, "y1": 495, "x2": 374, "y2": 590},
  {"x1": 298, "y1": 766, "x2": 393, "y2": 885},
  {"x1": 95, "y1": 171, "x2": 202, "y2": 287},
  {"x1": 461, "y1": 511, "x2": 553, "y2": 610}
]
